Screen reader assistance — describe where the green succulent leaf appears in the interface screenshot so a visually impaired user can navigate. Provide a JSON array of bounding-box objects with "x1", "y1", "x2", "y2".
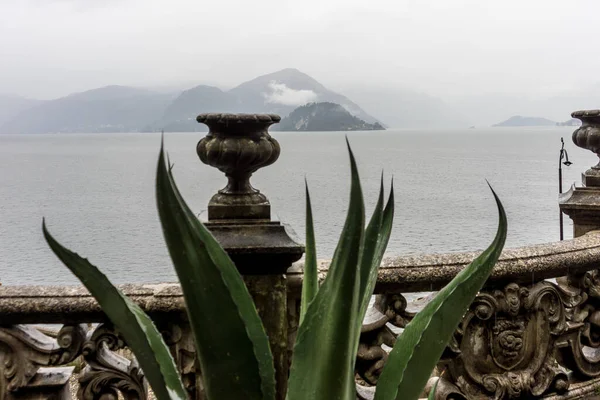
[
  {"x1": 374, "y1": 185, "x2": 507, "y2": 400},
  {"x1": 357, "y1": 176, "x2": 395, "y2": 324},
  {"x1": 349, "y1": 177, "x2": 395, "y2": 366},
  {"x1": 288, "y1": 139, "x2": 365, "y2": 400},
  {"x1": 427, "y1": 378, "x2": 439, "y2": 400},
  {"x1": 42, "y1": 222, "x2": 188, "y2": 400},
  {"x1": 300, "y1": 180, "x2": 318, "y2": 326},
  {"x1": 156, "y1": 143, "x2": 276, "y2": 400}
]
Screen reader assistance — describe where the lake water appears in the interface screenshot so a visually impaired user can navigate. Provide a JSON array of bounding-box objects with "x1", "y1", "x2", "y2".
[{"x1": 0, "y1": 128, "x2": 595, "y2": 286}]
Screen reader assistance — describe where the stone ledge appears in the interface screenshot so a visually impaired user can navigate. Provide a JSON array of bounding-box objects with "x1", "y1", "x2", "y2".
[
  {"x1": 3, "y1": 231, "x2": 600, "y2": 322},
  {"x1": 289, "y1": 230, "x2": 600, "y2": 292}
]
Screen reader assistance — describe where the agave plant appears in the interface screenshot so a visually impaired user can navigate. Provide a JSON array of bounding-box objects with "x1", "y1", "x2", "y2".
[{"x1": 42, "y1": 139, "x2": 506, "y2": 400}]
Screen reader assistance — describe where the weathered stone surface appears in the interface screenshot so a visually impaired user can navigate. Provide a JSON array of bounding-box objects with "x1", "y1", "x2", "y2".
[
  {"x1": 245, "y1": 275, "x2": 288, "y2": 398},
  {"x1": 0, "y1": 284, "x2": 186, "y2": 324},
  {"x1": 4, "y1": 232, "x2": 600, "y2": 323},
  {"x1": 560, "y1": 186, "x2": 600, "y2": 237}
]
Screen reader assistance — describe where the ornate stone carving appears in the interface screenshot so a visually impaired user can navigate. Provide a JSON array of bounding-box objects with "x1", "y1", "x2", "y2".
[
  {"x1": 78, "y1": 324, "x2": 147, "y2": 400},
  {"x1": 356, "y1": 294, "x2": 412, "y2": 387},
  {"x1": 0, "y1": 324, "x2": 86, "y2": 396},
  {"x1": 556, "y1": 269, "x2": 600, "y2": 380},
  {"x1": 447, "y1": 282, "x2": 570, "y2": 399}
]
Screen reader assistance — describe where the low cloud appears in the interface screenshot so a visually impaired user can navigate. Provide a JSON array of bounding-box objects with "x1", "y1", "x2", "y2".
[{"x1": 263, "y1": 81, "x2": 318, "y2": 106}]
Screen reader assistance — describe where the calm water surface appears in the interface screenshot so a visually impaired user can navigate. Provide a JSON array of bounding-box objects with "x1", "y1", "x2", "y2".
[{"x1": 0, "y1": 128, "x2": 595, "y2": 286}]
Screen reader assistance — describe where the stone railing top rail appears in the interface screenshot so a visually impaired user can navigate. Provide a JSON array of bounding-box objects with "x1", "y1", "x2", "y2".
[
  {"x1": 2, "y1": 231, "x2": 600, "y2": 323},
  {"x1": 287, "y1": 230, "x2": 600, "y2": 292}
]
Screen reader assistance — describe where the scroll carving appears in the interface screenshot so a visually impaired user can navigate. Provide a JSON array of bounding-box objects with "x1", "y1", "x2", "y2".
[
  {"x1": 0, "y1": 324, "x2": 86, "y2": 398},
  {"x1": 356, "y1": 294, "x2": 412, "y2": 387},
  {"x1": 556, "y1": 269, "x2": 600, "y2": 379},
  {"x1": 78, "y1": 324, "x2": 147, "y2": 400}
]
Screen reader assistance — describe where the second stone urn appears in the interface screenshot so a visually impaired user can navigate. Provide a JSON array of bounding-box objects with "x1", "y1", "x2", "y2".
[{"x1": 572, "y1": 110, "x2": 600, "y2": 187}]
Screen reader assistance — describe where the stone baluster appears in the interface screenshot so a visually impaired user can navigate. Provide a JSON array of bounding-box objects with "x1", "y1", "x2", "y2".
[{"x1": 196, "y1": 113, "x2": 305, "y2": 400}]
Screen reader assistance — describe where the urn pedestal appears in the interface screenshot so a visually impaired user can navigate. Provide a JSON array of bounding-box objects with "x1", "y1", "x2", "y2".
[
  {"x1": 560, "y1": 110, "x2": 600, "y2": 237},
  {"x1": 196, "y1": 113, "x2": 304, "y2": 400}
]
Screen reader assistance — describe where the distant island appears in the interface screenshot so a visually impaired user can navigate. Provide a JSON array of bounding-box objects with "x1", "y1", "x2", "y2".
[
  {"x1": 277, "y1": 102, "x2": 385, "y2": 132},
  {"x1": 493, "y1": 116, "x2": 556, "y2": 127},
  {"x1": 556, "y1": 118, "x2": 581, "y2": 127}
]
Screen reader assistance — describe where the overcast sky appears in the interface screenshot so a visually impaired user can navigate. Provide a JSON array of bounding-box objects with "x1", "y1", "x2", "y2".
[{"x1": 1, "y1": 0, "x2": 598, "y2": 100}]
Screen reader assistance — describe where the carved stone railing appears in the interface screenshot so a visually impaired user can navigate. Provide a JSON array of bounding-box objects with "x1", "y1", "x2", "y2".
[
  {"x1": 0, "y1": 284, "x2": 195, "y2": 400},
  {"x1": 3, "y1": 232, "x2": 600, "y2": 399},
  {"x1": 286, "y1": 230, "x2": 600, "y2": 400}
]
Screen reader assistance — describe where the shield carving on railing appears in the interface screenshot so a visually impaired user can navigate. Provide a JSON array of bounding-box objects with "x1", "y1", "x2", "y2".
[
  {"x1": 490, "y1": 318, "x2": 527, "y2": 371},
  {"x1": 446, "y1": 282, "x2": 571, "y2": 399}
]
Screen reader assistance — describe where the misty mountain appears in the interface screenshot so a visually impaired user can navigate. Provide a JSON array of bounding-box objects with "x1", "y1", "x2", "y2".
[
  {"x1": 155, "y1": 68, "x2": 380, "y2": 131},
  {"x1": 277, "y1": 102, "x2": 385, "y2": 131},
  {"x1": 337, "y1": 86, "x2": 468, "y2": 129},
  {"x1": 0, "y1": 95, "x2": 43, "y2": 127},
  {"x1": 1, "y1": 86, "x2": 173, "y2": 134},
  {"x1": 2, "y1": 69, "x2": 479, "y2": 134},
  {"x1": 229, "y1": 68, "x2": 378, "y2": 123},
  {"x1": 493, "y1": 116, "x2": 556, "y2": 127}
]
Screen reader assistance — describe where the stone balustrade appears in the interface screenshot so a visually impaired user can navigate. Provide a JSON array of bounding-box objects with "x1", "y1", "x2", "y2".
[{"x1": 3, "y1": 232, "x2": 600, "y2": 399}]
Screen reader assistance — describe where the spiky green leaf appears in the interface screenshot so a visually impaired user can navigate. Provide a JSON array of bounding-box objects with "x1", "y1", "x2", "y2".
[
  {"x1": 427, "y1": 378, "x2": 439, "y2": 400},
  {"x1": 288, "y1": 140, "x2": 365, "y2": 400},
  {"x1": 357, "y1": 177, "x2": 395, "y2": 322},
  {"x1": 156, "y1": 145, "x2": 275, "y2": 400},
  {"x1": 300, "y1": 181, "x2": 318, "y2": 326},
  {"x1": 349, "y1": 178, "x2": 395, "y2": 368},
  {"x1": 42, "y1": 223, "x2": 187, "y2": 400},
  {"x1": 374, "y1": 185, "x2": 507, "y2": 400}
]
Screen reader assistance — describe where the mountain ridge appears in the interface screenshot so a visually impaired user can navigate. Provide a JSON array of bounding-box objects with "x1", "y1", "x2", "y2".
[
  {"x1": 153, "y1": 68, "x2": 381, "y2": 131},
  {"x1": 2, "y1": 86, "x2": 173, "y2": 134},
  {"x1": 1, "y1": 68, "x2": 463, "y2": 134}
]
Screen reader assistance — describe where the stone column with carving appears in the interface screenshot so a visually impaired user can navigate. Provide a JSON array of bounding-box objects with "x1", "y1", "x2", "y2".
[
  {"x1": 196, "y1": 113, "x2": 304, "y2": 400},
  {"x1": 560, "y1": 110, "x2": 600, "y2": 237}
]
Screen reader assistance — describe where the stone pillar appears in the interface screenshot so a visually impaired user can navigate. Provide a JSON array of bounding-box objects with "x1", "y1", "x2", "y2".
[
  {"x1": 196, "y1": 113, "x2": 304, "y2": 400},
  {"x1": 560, "y1": 110, "x2": 600, "y2": 237}
]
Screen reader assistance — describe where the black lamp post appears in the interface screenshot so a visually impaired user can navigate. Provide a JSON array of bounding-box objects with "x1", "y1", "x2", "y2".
[{"x1": 559, "y1": 137, "x2": 572, "y2": 240}]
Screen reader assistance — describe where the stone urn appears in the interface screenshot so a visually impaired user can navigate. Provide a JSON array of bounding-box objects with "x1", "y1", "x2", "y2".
[
  {"x1": 572, "y1": 110, "x2": 600, "y2": 186},
  {"x1": 196, "y1": 113, "x2": 281, "y2": 220},
  {"x1": 195, "y1": 113, "x2": 303, "y2": 274}
]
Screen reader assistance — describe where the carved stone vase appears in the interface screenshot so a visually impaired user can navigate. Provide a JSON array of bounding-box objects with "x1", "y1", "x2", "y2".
[
  {"x1": 196, "y1": 113, "x2": 281, "y2": 221},
  {"x1": 195, "y1": 113, "x2": 303, "y2": 275}
]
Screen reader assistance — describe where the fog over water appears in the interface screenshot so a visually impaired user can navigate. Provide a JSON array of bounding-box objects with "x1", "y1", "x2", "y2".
[{"x1": 1, "y1": 0, "x2": 600, "y2": 126}]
